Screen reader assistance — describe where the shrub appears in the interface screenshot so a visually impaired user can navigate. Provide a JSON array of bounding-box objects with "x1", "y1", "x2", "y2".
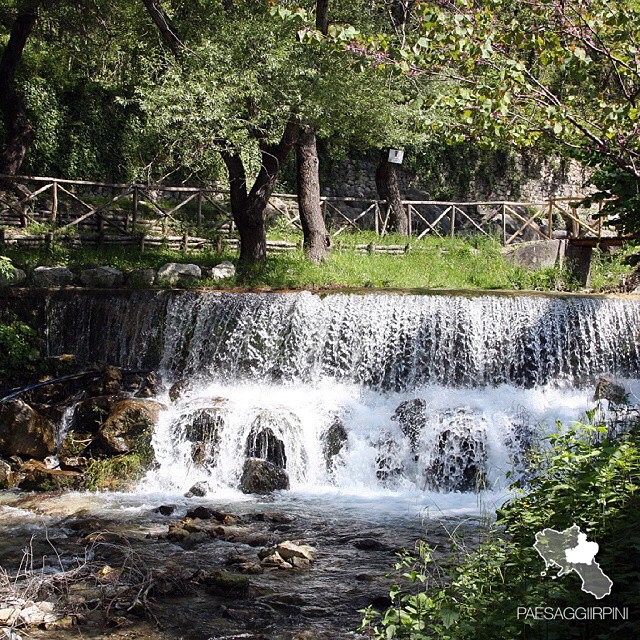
[{"x1": 363, "y1": 420, "x2": 640, "y2": 640}]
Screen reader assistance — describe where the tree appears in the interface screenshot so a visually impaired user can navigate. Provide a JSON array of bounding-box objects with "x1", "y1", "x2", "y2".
[
  {"x1": 295, "y1": 0, "x2": 332, "y2": 262},
  {"x1": 0, "y1": 1, "x2": 40, "y2": 177},
  {"x1": 140, "y1": 1, "x2": 417, "y2": 263}
]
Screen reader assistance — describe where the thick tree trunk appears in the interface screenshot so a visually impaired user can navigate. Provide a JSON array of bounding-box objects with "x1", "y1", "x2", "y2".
[
  {"x1": 296, "y1": 126, "x2": 330, "y2": 262},
  {"x1": 376, "y1": 153, "x2": 408, "y2": 235},
  {"x1": 222, "y1": 121, "x2": 298, "y2": 264},
  {"x1": 0, "y1": 6, "x2": 38, "y2": 177}
]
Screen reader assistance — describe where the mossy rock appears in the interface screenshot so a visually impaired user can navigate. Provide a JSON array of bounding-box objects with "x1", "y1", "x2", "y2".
[
  {"x1": 84, "y1": 451, "x2": 154, "y2": 491},
  {"x1": 98, "y1": 399, "x2": 162, "y2": 455}
]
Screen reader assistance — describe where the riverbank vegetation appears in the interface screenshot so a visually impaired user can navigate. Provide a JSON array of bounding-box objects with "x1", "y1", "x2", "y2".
[
  {"x1": 1, "y1": 235, "x2": 635, "y2": 292},
  {"x1": 364, "y1": 417, "x2": 640, "y2": 639}
]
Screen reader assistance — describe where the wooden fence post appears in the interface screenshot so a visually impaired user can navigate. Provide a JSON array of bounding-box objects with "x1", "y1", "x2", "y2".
[
  {"x1": 502, "y1": 204, "x2": 507, "y2": 245},
  {"x1": 182, "y1": 231, "x2": 188, "y2": 252},
  {"x1": 547, "y1": 200, "x2": 553, "y2": 239},
  {"x1": 450, "y1": 206, "x2": 456, "y2": 238},
  {"x1": 51, "y1": 180, "x2": 58, "y2": 224},
  {"x1": 132, "y1": 185, "x2": 139, "y2": 228},
  {"x1": 197, "y1": 191, "x2": 203, "y2": 226},
  {"x1": 139, "y1": 234, "x2": 146, "y2": 253}
]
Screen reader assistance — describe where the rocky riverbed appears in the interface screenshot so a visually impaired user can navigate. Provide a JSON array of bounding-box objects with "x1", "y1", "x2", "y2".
[{"x1": 0, "y1": 491, "x2": 484, "y2": 640}]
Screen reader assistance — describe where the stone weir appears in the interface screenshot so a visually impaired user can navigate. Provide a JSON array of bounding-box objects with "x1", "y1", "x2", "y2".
[{"x1": 2, "y1": 288, "x2": 640, "y2": 389}]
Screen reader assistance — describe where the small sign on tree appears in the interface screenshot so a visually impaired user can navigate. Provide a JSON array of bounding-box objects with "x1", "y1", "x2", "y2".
[{"x1": 388, "y1": 148, "x2": 404, "y2": 164}]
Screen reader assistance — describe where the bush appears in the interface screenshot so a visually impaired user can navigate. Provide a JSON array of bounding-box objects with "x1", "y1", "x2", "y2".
[
  {"x1": 0, "y1": 320, "x2": 42, "y2": 381},
  {"x1": 363, "y1": 420, "x2": 640, "y2": 640}
]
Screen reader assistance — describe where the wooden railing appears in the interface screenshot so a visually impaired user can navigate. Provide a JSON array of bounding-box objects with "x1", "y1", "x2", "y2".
[{"x1": 0, "y1": 175, "x2": 610, "y2": 248}]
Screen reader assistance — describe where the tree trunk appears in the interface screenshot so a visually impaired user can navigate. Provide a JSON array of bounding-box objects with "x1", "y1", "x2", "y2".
[
  {"x1": 0, "y1": 6, "x2": 38, "y2": 177},
  {"x1": 316, "y1": 0, "x2": 329, "y2": 33},
  {"x1": 296, "y1": 126, "x2": 330, "y2": 262},
  {"x1": 140, "y1": 0, "x2": 183, "y2": 57},
  {"x1": 222, "y1": 121, "x2": 298, "y2": 264},
  {"x1": 376, "y1": 152, "x2": 408, "y2": 235}
]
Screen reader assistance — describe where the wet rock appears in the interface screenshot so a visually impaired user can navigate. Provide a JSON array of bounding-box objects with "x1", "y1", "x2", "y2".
[
  {"x1": 156, "y1": 263, "x2": 202, "y2": 286},
  {"x1": 185, "y1": 481, "x2": 208, "y2": 497},
  {"x1": 98, "y1": 399, "x2": 162, "y2": 455},
  {"x1": 276, "y1": 540, "x2": 314, "y2": 562},
  {"x1": 184, "y1": 407, "x2": 224, "y2": 466},
  {"x1": 186, "y1": 506, "x2": 216, "y2": 520},
  {"x1": 100, "y1": 365, "x2": 123, "y2": 395},
  {"x1": 209, "y1": 261, "x2": 236, "y2": 281},
  {"x1": 45, "y1": 354, "x2": 77, "y2": 376},
  {"x1": 32, "y1": 266, "x2": 75, "y2": 287},
  {"x1": 169, "y1": 379, "x2": 190, "y2": 402},
  {"x1": 238, "y1": 562, "x2": 263, "y2": 574},
  {"x1": 0, "y1": 458, "x2": 15, "y2": 489},
  {"x1": 322, "y1": 417, "x2": 348, "y2": 470},
  {"x1": 72, "y1": 395, "x2": 127, "y2": 435},
  {"x1": 245, "y1": 413, "x2": 287, "y2": 469},
  {"x1": 127, "y1": 268, "x2": 156, "y2": 288},
  {"x1": 260, "y1": 551, "x2": 293, "y2": 570},
  {"x1": 59, "y1": 455, "x2": 90, "y2": 471},
  {"x1": 155, "y1": 504, "x2": 176, "y2": 516},
  {"x1": 80, "y1": 266, "x2": 124, "y2": 288},
  {"x1": 594, "y1": 377, "x2": 628, "y2": 405},
  {"x1": 135, "y1": 371, "x2": 164, "y2": 398},
  {"x1": 374, "y1": 435, "x2": 403, "y2": 484},
  {"x1": 352, "y1": 537, "x2": 388, "y2": 551},
  {"x1": 202, "y1": 570, "x2": 250, "y2": 597},
  {"x1": 0, "y1": 399, "x2": 56, "y2": 459},
  {"x1": 0, "y1": 267, "x2": 26, "y2": 287},
  {"x1": 18, "y1": 460, "x2": 82, "y2": 491},
  {"x1": 423, "y1": 409, "x2": 487, "y2": 492},
  {"x1": 240, "y1": 459, "x2": 290, "y2": 494},
  {"x1": 392, "y1": 398, "x2": 427, "y2": 452}
]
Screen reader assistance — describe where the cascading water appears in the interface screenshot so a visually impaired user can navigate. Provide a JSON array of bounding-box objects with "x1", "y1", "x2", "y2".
[{"x1": 47, "y1": 290, "x2": 640, "y2": 502}]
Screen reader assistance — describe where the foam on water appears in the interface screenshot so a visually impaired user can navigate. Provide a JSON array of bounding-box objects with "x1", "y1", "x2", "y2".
[{"x1": 142, "y1": 378, "x2": 623, "y2": 506}]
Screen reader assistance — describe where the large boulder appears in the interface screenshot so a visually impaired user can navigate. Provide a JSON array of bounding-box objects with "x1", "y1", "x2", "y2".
[
  {"x1": 322, "y1": 417, "x2": 348, "y2": 471},
  {"x1": 98, "y1": 399, "x2": 162, "y2": 455},
  {"x1": 79, "y1": 266, "x2": 124, "y2": 288},
  {"x1": 156, "y1": 263, "x2": 201, "y2": 286},
  {"x1": 182, "y1": 406, "x2": 225, "y2": 466},
  {"x1": 72, "y1": 395, "x2": 127, "y2": 435},
  {"x1": 18, "y1": 459, "x2": 82, "y2": 491},
  {"x1": 245, "y1": 414, "x2": 287, "y2": 469},
  {"x1": 127, "y1": 268, "x2": 156, "y2": 288},
  {"x1": 392, "y1": 399, "x2": 427, "y2": 452},
  {"x1": 374, "y1": 435, "x2": 403, "y2": 484},
  {"x1": 32, "y1": 266, "x2": 75, "y2": 287},
  {"x1": 0, "y1": 267, "x2": 26, "y2": 287},
  {"x1": 594, "y1": 377, "x2": 628, "y2": 405},
  {"x1": 209, "y1": 261, "x2": 236, "y2": 281},
  {"x1": 502, "y1": 240, "x2": 565, "y2": 270},
  {"x1": 0, "y1": 400, "x2": 55, "y2": 459},
  {"x1": 423, "y1": 409, "x2": 487, "y2": 492},
  {"x1": 240, "y1": 459, "x2": 289, "y2": 494}
]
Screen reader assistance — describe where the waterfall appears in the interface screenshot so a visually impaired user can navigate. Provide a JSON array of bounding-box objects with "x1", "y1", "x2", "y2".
[{"x1": 47, "y1": 290, "x2": 640, "y2": 496}]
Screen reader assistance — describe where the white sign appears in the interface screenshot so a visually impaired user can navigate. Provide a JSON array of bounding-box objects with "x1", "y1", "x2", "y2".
[{"x1": 388, "y1": 148, "x2": 404, "y2": 164}]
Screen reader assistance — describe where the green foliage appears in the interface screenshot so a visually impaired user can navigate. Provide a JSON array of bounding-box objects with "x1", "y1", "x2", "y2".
[
  {"x1": 0, "y1": 256, "x2": 14, "y2": 280},
  {"x1": 1, "y1": 235, "x2": 586, "y2": 292},
  {"x1": 364, "y1": 421, "x2": 640, "y2": 639},
  {"x1": 85, "y1": 451, "x2": 152, "y2": 492},
  {"x1": 0, "y1": 319, "x2": 41, "y2": 380}
]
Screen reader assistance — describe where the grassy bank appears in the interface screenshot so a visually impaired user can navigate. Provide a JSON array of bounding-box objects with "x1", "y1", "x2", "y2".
[{"x1": 1, "y1": 235, "x2": 635, "y2": 292}]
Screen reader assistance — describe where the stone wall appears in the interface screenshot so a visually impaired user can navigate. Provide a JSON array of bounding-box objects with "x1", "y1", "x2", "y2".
[{"x1": 321, "y1": 149, "x2": 591, "y2": 203}]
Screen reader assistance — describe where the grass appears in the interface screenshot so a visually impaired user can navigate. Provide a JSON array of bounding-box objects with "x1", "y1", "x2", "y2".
[{"x1": 1, "y1": 233, "x2": 636, "y2": 292}]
